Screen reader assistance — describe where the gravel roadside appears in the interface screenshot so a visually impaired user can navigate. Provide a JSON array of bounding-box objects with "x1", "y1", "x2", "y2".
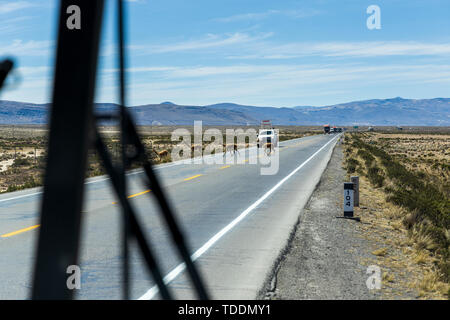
[{"x1": 261, "y1": 138, "x2": 382, "y2": 300}]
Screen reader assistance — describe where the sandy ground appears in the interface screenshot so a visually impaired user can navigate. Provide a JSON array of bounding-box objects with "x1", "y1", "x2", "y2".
[
  {"x1": 262, "y1": 140, "x2": 384, "y2": 299},
  {"x1": 0, "y1": 159, "x2": 14, "y2": 172},
  {"x1": 0, "y1": 149, "x2": 44, "y2": 173}
]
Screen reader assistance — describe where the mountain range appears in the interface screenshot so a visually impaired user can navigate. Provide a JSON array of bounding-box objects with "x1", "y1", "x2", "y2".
[{"x1": 0, "y1": 97, "x2": 449, "y2": 126}]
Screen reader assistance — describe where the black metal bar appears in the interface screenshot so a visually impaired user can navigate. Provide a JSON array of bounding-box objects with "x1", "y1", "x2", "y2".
[
  {"x1": 124, "y1": 115, "x2": 210, "y2": 300},
  {"x1": 117, "y1": 0, "x2": 130, "y2": 300},
  {"x1": 94, "y1": 129, "x2": 172, "y2": 299},
  {"x1": 32, "y1": 0, "x2": 105, "y2": 300},
  {"x1": 0, "y1": 59, "x2": 14, "y2": 89}
]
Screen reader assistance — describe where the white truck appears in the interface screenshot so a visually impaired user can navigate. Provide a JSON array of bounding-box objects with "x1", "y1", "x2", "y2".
[{"x1": 256, "y1": 120, "x2": 278, "y2": 148}]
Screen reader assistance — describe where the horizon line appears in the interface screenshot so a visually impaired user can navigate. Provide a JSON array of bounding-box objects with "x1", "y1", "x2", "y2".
[{"x1": 1, "y1": 96, "x2": 450, "y2": 109}]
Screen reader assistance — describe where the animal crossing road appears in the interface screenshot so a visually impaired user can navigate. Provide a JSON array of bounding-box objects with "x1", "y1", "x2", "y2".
[{"x1": 0, "y1": 133, "x2": 340, "y2": 299}]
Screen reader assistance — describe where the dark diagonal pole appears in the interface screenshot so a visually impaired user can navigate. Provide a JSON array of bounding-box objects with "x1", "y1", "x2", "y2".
[{"x1": 32, "y1": 0, "x2": 105, "y2": 299}]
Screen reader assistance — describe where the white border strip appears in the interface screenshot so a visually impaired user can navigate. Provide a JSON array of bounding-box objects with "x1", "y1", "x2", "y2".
[
  {"x1": 138, "y1": 134, "x2": 340, "y2": 300},
  {"x1": 0, "y1": 191, "x2": 43, "y2": 203}
]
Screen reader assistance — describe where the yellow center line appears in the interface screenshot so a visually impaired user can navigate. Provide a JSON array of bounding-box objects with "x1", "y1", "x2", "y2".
[
  {"x1": 1, "y1": 224, "x2": 40, "y2": 238},
  {"x1": 127, "y1": 189, "x2": 151, "y2": 199},
  {"x1": 184, "y1": 174, "x2": 203, "y2": 181},
  {"x1": 112, "y1": 189, "x2": 151, "y2": 204},
  {"x1": 220, "y1": 165, "x2": 231, "y2": 169}
]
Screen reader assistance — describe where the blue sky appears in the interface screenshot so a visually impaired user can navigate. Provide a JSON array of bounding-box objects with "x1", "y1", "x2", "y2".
[{"x1": 1, "y1": 0, "x2": 450, "y2": 107}]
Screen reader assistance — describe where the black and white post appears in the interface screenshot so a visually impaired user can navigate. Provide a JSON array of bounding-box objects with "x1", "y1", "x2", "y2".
[{"x1": 344, "y1": 182, "x2": 354, "y2": 217}]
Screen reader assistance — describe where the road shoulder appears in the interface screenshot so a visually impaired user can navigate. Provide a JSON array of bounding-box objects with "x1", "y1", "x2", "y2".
[{"x1": 260, "y1": 139, "x2": 381, "y2": 299}]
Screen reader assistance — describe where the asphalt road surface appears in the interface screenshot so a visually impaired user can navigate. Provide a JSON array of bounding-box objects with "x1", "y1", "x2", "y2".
[{"x1": 0, "y1": 133, "x2": 340, "y2": 299}]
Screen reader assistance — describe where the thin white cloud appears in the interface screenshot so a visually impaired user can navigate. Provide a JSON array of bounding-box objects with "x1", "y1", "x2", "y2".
[
  {"x1": 151, "y1": 64, "x2": 450, "y2": 82},
  {"x1": 290, "y1": 41, "x2": 450, "y2": 57},
  {"x1": 214, "y1": 9, "x2": 320, "y2": 23},
  {"x1": 129, "y1": 32, "x2": 273, "y2": 54},
  {"x1": 16, "y1": 66, "x2": 51, "y2": 77},
  {"x1": 126, "y1": 33, "x2": 450, "y2": 59},
  {"x1": 121, "y1": 64, "x2": 449, "y2": 106},
  {"x1": 0, "y1": 1, "x2": 35, "y2": 14},
  {"x1": 7, "y1": 62, "x2": 450, "y2": 105},
  {"x1": 99, "y1": 63, "x2": 450, "y2": 87},
  {"x1": 0, "y1": 39, "x2": 54, "y2": 56},
  {"x1": 0, "y1": 16, "x2": 33, "y2": 35},
  {"x1": 90, "y1": 62, "x2": 450, "y2": 106},
  {"x1": 227, "y1": 41, "x2": 450, "y2": 59}
]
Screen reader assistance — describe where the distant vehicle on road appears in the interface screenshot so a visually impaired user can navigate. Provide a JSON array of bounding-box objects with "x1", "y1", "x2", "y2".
[
  {"x1": 257, "y1": 120, "x2": 278, "y2": 148},
  {"x1": 257, "y1": 129, "x2": 278, "y2": 148},
  {"x1": 323, "y1": 125, "x2": 342, "y2": 134}
]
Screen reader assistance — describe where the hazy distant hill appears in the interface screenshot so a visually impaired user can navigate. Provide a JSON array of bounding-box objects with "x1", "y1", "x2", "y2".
[
  {"x1": 0, "y1": 101, "x2": 48, "y2": 124},
  {"x1": 207, "y1": 98, "x2": 449, "y2": 126},
  {"x1": 129, "y1": 103, "x2": 256, "y2": 125},
  {"x1": 207, "y1": 103, "x2": 304, "y2": 125},
  {"x1": 0, "y1": 97, "x2": 449, "y2": 126},
  {"x1": 0, "y1": 101, "x2": 257, "y2": 126},
  {"x1": 292, "y1": 97, "x2": 450, "y2": 126}
]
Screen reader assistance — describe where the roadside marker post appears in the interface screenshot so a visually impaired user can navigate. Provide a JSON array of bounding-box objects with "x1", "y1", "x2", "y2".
[
  {"x1": 336, "y1": 182, "x2": 360, "y2": 221},
  {"x1": 344, "y1": 182, "x2": 354, "y2": 217},
  {"x1": 351, "y1": 176, "x2": 359, "y2": 207}
]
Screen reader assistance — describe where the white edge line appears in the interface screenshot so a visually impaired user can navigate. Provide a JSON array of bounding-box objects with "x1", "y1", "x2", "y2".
[
  {"x1": 0, "y1": 191, "x2": 43, "y2": 203},
  {"x1": 0, "y1": 135, "x2": 316, "y2": 204},
  {"x1": 138, "y1": 134, "x2": 340, "y2": 300}
]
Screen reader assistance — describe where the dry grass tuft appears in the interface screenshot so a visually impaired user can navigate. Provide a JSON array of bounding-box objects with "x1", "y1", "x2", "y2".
[
  {"x1": 383, "y1": 272, "x2": 395, "y2": 283},
  {"x1": 372, "y1": 247, "x2": 388, "y2": 257},
  {"x1": 413, "y1": 251, "x2": 429, "y2": 265}
]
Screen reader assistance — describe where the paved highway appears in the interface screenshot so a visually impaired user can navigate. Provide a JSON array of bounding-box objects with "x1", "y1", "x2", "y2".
[{"x1": 0, "y1": 133, "x2": 340, "y2": 299}]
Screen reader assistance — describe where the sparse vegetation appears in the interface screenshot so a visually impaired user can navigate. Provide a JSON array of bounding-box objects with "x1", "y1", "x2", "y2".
[
  {"x1": 343, "y1": 130, "x2": 450, "y2": 299},
  {"x1": 367, "y1": 166, "x2": 384, "y2": 188},
  {"x1": 346, "y1": 158, "x2": 359, "y2": 174}
]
